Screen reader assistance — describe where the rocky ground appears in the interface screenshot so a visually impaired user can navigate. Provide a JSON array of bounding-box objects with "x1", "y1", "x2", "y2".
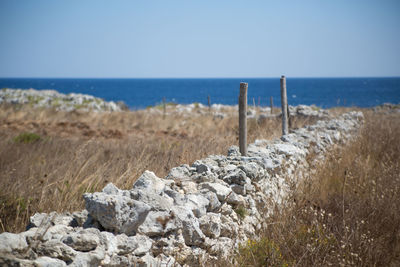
[
  {"x1": 1, "y1": 88, "x2": 336, "y2": 121},
  {"x1": 147, "y1": 102, "x2": 331, "y2": 121},
  {"x1": 0, "y1": 88, "x2": 126, "y2": 112},
  {"x1": 0, "y1": 108, "x2": 364, "y2": 266}
]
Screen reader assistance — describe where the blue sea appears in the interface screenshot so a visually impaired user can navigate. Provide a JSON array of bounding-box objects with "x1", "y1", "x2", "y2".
[{"x1": 0, "y1": 78, "x2": 399, "y2": 109}]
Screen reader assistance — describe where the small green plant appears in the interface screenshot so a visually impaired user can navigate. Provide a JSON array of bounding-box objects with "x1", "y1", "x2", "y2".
[
  {"x1": 154, "y1": 102, "x2": 177, "y2": 110},
  {"x1": 236, "y1": 238, "x2": 289, "y2": 267},
  {"x1": 234, "y1": 205, "x2": 248, "y2": 219},
  {"x1": 82, "y1": 99, "x2": 93, "y2": 105},
  {"x1": 73, "y1": 104, "x2": 85, "y2": 110},
  {"x1": 194, "y1": 102, "x2": 200, "y2": 109},
  {"x1": 51, "y1": 98, "x2": 61, "y2": 108},
  {"x1": 311, "y1": 105, "x2": 320, "y2": 111},
  {"x1": 13, "y1": 132, "x2": 41, "y2": 144},
  {"x1": 26, "y1": 95, "x2": 44, "y2": 106}
]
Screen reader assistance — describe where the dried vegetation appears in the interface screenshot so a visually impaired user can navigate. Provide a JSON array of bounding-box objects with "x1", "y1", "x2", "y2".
[
  {"x1": 234, "y1": 110, "x2": 400, "y2": 266},
  {"x1": 4, "y1": 103, "x2": 397, "y2": 266},
  {"x1": 0, "y1": 104, "x2": 314, "y2": 233}
]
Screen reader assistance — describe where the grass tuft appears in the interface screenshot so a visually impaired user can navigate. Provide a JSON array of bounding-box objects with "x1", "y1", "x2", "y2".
[
  {"x1": 234, "y1": 205, "x2": 248, "y2": 220},
  {"x1": 13, "y1": 132, "x2": 41, "y2": 144}
]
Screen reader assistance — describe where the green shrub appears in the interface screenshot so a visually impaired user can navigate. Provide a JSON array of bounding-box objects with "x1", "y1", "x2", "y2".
[
  {"x1": 234, "y1": 206, "x2": 248, "y2": 219},
  {"x1": 236, "y1": 238, "x2": 289, "y2": 267},
  {"x1": 13, "y1": 132, "x2": 41, "y2": 144}
]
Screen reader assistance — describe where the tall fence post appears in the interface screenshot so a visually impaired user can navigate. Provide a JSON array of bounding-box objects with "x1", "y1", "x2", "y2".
[
  {"x1": 270, "y1": 96, "x2": 274, "y2": 114},
  {"x1": 287, "y1": 103, "x2": 292, "y2": 130},
  {"x1": 280, "y1": 75, "x2": 289, "y2": 136},
  {"x1": 207, "y1": 95, "x2": 211, "y2": 112},
  {"x1": 163, "y1": 97, "x2": 166, "y2": 119},
  {"x1": 239, "y1": 82, "x2": 248, "y2": 156}
]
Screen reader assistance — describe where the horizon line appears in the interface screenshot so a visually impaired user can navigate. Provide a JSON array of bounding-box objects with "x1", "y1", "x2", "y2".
[{"x1": 1, "y1": 76, "x2": 400, "y2": 79}]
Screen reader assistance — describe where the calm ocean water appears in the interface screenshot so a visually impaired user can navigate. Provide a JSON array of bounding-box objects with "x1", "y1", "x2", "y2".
[{"x1": 0, "y1": 78, "x2": 399, "y2": 109}]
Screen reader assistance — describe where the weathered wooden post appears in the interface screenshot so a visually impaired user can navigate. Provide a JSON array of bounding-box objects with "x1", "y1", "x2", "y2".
[
  {"x1": 207, "y1": 95, "x2": 211, "y2": 112},
  {"x1": 270, "y1": 96, "x2": 274, "y2": 114},
  {"x1": 239, "y1": 82, "x2": 248, "y2": 156},
  {"x1": 163, "y1": 97, "x2": 166, "y2": 119},
  {"x1": 280, "y1": 76, "x2": 289, "y2": 135},
  {"x1": 287, "y1": 103, "x2": 292, "y2": 129}
]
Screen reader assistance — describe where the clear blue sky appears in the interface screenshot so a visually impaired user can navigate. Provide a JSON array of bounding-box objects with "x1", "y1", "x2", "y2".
[{"x1": 0, "y1": 0, "x2": 399, "y2": 78}]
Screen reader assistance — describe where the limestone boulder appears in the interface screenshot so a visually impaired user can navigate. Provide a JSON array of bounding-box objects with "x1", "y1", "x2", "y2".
[
  {"x1": 36, "y1": 240, "x2": 77, "y2": 261},
  {"x1": 171, "y1": 206, "x2": 205, "y2": 246},
  {"x1": 200, "y1": 182, "x2": 232, "y2": 202},
  {"x1": 84, "y1": 192, "x2": 151, "y2": 235},
  {"x1": 137, "y1": 211, "x2": 177, "y2": 236},
  {"x1": 199, "y1": 213, "x2": 221, "y2": 238},
  {"x1": 0, "y1": 232, "x2": 28, "y2": 255},
  {"x1": 184, "y1": 193, "x2": 209, "y2": 218},
  {"x1": 34, "y1": 256, "x2": 67, "y2": 267},
  {"x1": 62, "y1": 228, "x2": 101, "y2": 252}
]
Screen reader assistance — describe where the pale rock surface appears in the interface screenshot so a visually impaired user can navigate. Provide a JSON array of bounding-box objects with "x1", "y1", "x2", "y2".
[
  {"x1": 199, "y1": 213, "x2": 221, "y2": 238},
  {"x1": 200, "y1": 182, "x2": 232, "y2": 201},
  {"x1": 83, "y1": 192, "x2": 151, "y2": 235}
]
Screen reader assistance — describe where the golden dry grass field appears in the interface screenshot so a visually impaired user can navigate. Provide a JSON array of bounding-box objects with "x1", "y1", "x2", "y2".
[
  {"x1": 2, "y1": 103, "x2": 399, "y2": 266},
  {"x1": 0, "y1": 104, "x2": 316, "y2": 233}
]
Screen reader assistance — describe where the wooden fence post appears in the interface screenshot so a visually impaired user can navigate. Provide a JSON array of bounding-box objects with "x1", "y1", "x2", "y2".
[
  {"x1": 163, "y1": 97, "x2": 166, "y2": 119},
  {"x1": 280, "y1": 76, "x2": 289, "y2": 135},
  {"x1": 239, "y1": 82, "x2": 248, "y2": 156},
  {"x1": 207, "y1": 95, "x2": 211, "y2": 112},
  {"x1": 287, "y1": 103, "x2": 292, "y2": 130},
  {"x1": 270, "y1": 96, "x2": 274, "y2": 114}
]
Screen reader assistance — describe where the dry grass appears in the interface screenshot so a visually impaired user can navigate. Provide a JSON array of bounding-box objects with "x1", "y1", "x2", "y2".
[
  {"x1": 234, "y1": 110, "x2": 400, "y2": 266},
  {"x1": 0, "y1": 104, "x2": 315, "y2": 233}
]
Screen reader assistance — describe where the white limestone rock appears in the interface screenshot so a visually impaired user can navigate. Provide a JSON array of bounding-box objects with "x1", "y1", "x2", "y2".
[
  {"x1": 171, "y1": 206, "x2": 205, "y2": 246},
  {"x1": 36, "y1": 240, "x2": 77, "y2": 261},
  {"x1": 165, "y1": 165, "x2": 191, "y2": 181},
  {"x1": 226, "y1": 192, "x2": 246, "y2": 206},
  {"x1": 69, "y1": 247, "x2": 105, "y2": 267},
  {"x1": 199, "y1": 213, "x2": 221, "y2": 238},
  {"x1": 62, "y1": 228, "x2": 101, "y2": 252},
  {"x1": 239, "y1": 162, "x2": 264, "y2": 180},
  {"x1": 137, "y1": 210, "x2": 177, "y2": 236},
  {"x1": 132, "y1": 171, "x2": 167, "y2": 194},
  {"x1": 34, "y1": 256, "x2": 67, "y2": 267},
  {"x1": 0, "y1": 232, "x2": 28, "y2": 255},
  {"x1": 200, "y1": 190, "x2": 221, "y2": 212},
  {"x1": 84, "y1": 192, "x2": 151, "y2": 235},
  {"x1": 200, "y1": 182, "x2": 232, "y2": 202},
  {"x1": 223, "y1": 169, "x2": 248, "y2": 185},
  {"x1": 185, "y1": 193, "x2": 209, "y2": 218}
]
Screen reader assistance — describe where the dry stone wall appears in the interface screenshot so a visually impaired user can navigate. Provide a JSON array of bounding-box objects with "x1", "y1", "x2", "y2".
[{"x1": 0, "y1": 111, "x2": 364, "y2": 266}]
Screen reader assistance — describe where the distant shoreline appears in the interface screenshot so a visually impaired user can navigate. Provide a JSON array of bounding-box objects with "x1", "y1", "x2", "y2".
[
  {"x1": 1, "y1": 87, "x2": 399, "y2": 114},
  {"x1": 1, "y1": 77, "x2": 400, "y2": 109}
]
